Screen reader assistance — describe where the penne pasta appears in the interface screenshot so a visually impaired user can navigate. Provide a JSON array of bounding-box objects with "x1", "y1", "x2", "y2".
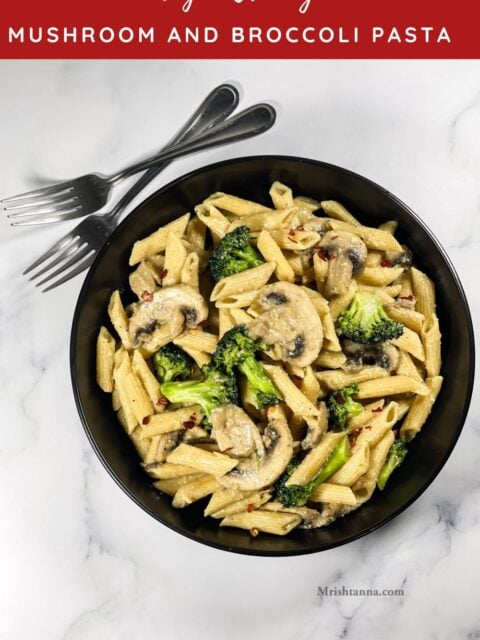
[
  {"x1": 129, "y1": 213, "x2": 190, "y2": 265},
  {"x1": 96, "y1": 326, "x2": 116, "y2": 393}
]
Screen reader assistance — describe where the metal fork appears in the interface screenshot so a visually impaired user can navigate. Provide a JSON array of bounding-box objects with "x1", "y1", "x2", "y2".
[
  {"x1": 3, "y1": 97, "x2": 274, "y2": 226},
  {"x1": 24, "y1": 99, "x2": 276, "y2": 292}
]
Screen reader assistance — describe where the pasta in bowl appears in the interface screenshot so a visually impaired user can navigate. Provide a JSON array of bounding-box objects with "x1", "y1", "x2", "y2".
[
  {"x1": 72, "y1": 155, "x2": 473, "y2": 554},
  {"x1": 96, "y1": 180, "x2": 444, "y2": 538}
]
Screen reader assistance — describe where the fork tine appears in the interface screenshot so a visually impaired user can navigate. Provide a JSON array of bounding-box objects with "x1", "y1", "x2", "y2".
[
  {"x1": 10, "y1": 207, "x2": 84, "y2": 226},
  {"x1": 28, "y1": 238, "x2": 82, "y2": 281},
  {"x1": 1, "y1": 182, "x2": 74, "y2": 206},
  {"x1": 6, "y1": 195, "x2": 79, "y2": 216},
  {"x1": 35, "y1": 244, "x2": 92, "y2": 287},
  {"x1": 42, "y1": 253, "x2": 95, "y2": 292},
  {"x1": 22, "y1": 233, "x2": 79, "y2": 275}
]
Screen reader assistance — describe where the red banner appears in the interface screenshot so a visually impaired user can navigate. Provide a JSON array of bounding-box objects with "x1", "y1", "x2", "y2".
[{"x1": 0, "y1": 0, "x2": 477, "y2": 59}]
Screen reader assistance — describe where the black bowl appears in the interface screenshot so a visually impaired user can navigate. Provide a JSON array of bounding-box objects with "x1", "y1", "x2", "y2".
[{"x1": 71, "y1": 156, "x2": 475, "y2": 556}]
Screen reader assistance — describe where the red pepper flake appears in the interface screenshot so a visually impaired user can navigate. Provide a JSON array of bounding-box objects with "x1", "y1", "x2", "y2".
[
  {"x1": 198, "y1": 320, "x2": 208, "y2": 328},
  {"x1": 160, "y1": 269, "x2": 169, "y2": 279},
  {"x1": 390, "y1": 369, "x2": 398, "y2": 376},
  {"x1": 247, "y1": 503, "x2": 255, "y2": 513},
  {"x1": 297, "y1": 225, "x2": 305, "y2": 231},
  {"x1": 329, "y1": 253, "x2": 336, "y2": 260},
  {"x1": 157, "y1": 398, "x2": 169, "y2": 407},
  {"x1": 349, "y1": 428, "x2": 362, "y2": 448},
  {"x1": 372, "y1": 407, "x2": 383, "y2": 413},
  {"x1": 142, "y1": 416, "x2": 150, "y2": 425},
  {"x1": 316, "y1": 248, "x2": 329, "y2": 261},
  {"x1": 249, "y1": 527, "x2": 259, "y2": 538},
  {"x1": 331, "y1": 235, "x2": 338, "y2": 240},
  {"x1": 189, "y1": 414, "x2": 197, "y2": 422},
  {"x1": 288, "y1": 229, "x2": 296, "y2": 237},
  {"x1": 182, "y1": 421, "x2": 195, "y2": 430},
  {"x1": 364, "y1": 425, "x2": 372, "y2": 430},
  {"x1": 398, "y1": 295, "x2": 415, "y2": 301},
  {"x1": 141, "y1": 290, "x2": 153, "y2": 302},
  {"x1": 380, "y1": 259, "x2": 392, "y2": 268}
]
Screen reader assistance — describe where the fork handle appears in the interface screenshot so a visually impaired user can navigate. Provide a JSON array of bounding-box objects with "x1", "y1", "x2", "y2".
[
  {"x1": 107, "y1": 83, "x2": 239, "y2": 222},
  {"x1": 109, "y1": 103, "x2": 276, "y2": 185}
]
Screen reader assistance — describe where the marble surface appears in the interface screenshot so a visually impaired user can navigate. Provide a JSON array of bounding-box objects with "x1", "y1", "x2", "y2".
[{"x1": 0, "y1": 60, "x2": 479, "y2": 640}]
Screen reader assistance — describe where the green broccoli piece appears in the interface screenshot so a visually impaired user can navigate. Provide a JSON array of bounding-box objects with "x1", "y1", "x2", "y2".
[
  {"x1": 208, "y1": 225, "x2": 264, "y2": 282},
  {"x1": 336, "y1": 291, "x2": 404, "y2": 344},
  {"x1": 327, "y1": 384, "x2": 363, "y2": 430},
  {"x1": 153, "y1": 343, "x2": 194, "y2": 383},
  {"x1": 377, "y1": 440, "x2": 408, "y2": 490},
  {"x1": 276, "y1": 436, "x2": 351, "y2": 507},
  {"x1": 160, "y1": 364, "x2": 239, "y2": 421},
  {"x1": 212, "y1": 325, "x2": 282, "y2": 408}
]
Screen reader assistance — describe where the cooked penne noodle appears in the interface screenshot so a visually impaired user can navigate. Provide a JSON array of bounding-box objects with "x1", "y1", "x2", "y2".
[
  {"x1": 321, "y1": 311, "x2": 342, "y2": 353},
  {"x1": 422, "y1": 314, "x2": 441, "y2": 377},
  {"x1": 131, "y1": 350, "x2": 165, "y2": 412},
  {"x1": 400, "y1": 376, "x2": 443, "y2": 441},
  {"x1": 411, "y1": 266, "x2": 436, "y2": 318},
  {"x1": 352, "y1": 430, "x2": 395, "y2": 504},
  {"x1": 174, "y1": 329, "x2": 218, "y2": 354},
  {"x1": 358, "y1": 266, "x2": 404, "y2": 286},
  {"x1": 392, "y1": 326, "x2": 425, "y2": 362},
  {"x1": 396, "y1": 349, "x2": 423, "y2": 382},
  {"x1": 108, "y1": 290, "x2": 132, "y2": 351},
  {"x1": 286, "y1": 433, "x2": 345, "y2": 485},
  {"x1": 204, "y1": 488, "x2": 250, "y2": 517},
  {"x1": 257, "y1": 230, "x2": 295, "y2": 283},
  {"x1": 205, "y1": 192, "x2": 272, "y2": 217},
  {"x1": 218, "y1": 307, "x2": 235, "y2": 338},
  {"x1": 173, "y1": 475, "x2": 221, "y2": 508},
  {"x1": 180, "y1": 252, "x2": 200, "y2": 289},
  {"x1": 328, "y1": 281, "x2": 357, "y2": 321},
  {"x1": 316, "y1": 366, "x2": 388, "y2": 391},
  {"x1": 129, "y1": 213, "x2": 190, "y2": 265},
  {"x1": 320, "y1": 200, "x2": 360, "y2": 225},
  {"x1": 262, "y1": 364, "x2": 319, "y2": 416},
  {"x1": 210, "y1": 262, "x2": 276, "y2": 302},
  {"x1": 386, "y1": 304, "x2": 425, "y2": 333},
  {"x1": 210, "y1": 490, "x2": 272, "y2": 518},
  {"x1": 96, "y1": 326, "x2": 116, "y2": 392},
  {"x1": 140, "y1": 405, "x2": 203, "y2": 438},
  {"x1": 347, "y1": 399, "x2": 385, "y2": 432},
  {"x1": 270, "y1": 181, "x2": 294, "y2": 209},
  {"x1": 300, "y1": 366, "x2": 321, "y2": 404},
  {"x1": 124, "y1": 371, "x2": 154, "y2": 424},
  {"x1": 328, "y1": 219, "x2": 402, "y2": 251},
  {"x1": 315, "y1": 350, "x2": 347, "y2": 369},
  {"x1": 162, "y1": 231, "x2": 187, "y2": 286},
  {"x1": 220, "y1": 510, "x2": 302, "y2": 535},
  {"x1": 309, "y1": 483, "x2": 357, "y2": 506},
  {"x1": 268, "y1": 229, "x2": 321, "y2": 250},
  {"x1": 329, "y1": 444, "x2": 370, "y2": 486},
  {"x1": 186, "y1": 217, "x2": 207, "y2": 249},
  {"x1": 352, "y1": 401, "x2": 399, "y2": 450},
  {"x1": 153, "y1": 473, "x2": 205, "y2": 497},
  {"x1": 146, "y1": 462, "x2": 199, "y2": 480},
  {"x1": 167, "y1": 443, "x2": 238, "y2": 476},
  {"x1": 240, "y1": 207, "x2": 296, "y2": 232},
  {"x1": 355, "y1": 375, "x2": 429, "y2": 399}
]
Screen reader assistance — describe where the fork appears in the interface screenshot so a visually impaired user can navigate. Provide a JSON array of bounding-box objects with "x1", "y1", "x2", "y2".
[
  {"x1": 3, "y1": 99, "x2": 274, "y2": 226},
  {"x1": 21, "y1": 82, "x2": 240, "y2": 290},
  {"x1": 23, "y1": 98, "x2": 276, "y2": 292}
]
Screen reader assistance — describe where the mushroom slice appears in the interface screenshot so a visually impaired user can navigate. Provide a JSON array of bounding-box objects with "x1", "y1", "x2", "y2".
[
  {"x1": 211, "y1": 405, "x2": 265, "y2": 458},
  {"x1": 319, "y1": 231, "x2": 367, "y2": 298},
  {"x1": 343, "y1": 340, "x2": 400, "y2": 373},
  {"x1": 128, "y1": 285, "x2": 208, "y2": 352},
  {"x1": 217, "y1": 416, "x2": 293, "y2": 491},
  {"x1": 248, "y1": 282, "x2": 323, "y2": 368}
]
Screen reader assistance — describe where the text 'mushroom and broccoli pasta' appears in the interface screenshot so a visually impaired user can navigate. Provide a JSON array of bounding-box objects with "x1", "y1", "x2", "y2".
[{"x1": 96, "y1": 182, "x2": 443, "y2": 536}]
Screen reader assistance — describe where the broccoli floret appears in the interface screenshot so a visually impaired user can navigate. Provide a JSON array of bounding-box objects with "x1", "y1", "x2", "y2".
[
  {"x1": 160, "y1": 364, "x2": 239, "y2": 421},
  {"x1": 327, "y1": 384, "x2": 363, "y2": 430},
  {"x1": 276, "y1": 437, "x2": 350, "y2": 507},
  {"x1": 208, "y1": 225, "x2": 264, "y2": 282},
  {"x1": 153, "y1": 343, "x2": 194, "y2": 383},
  {"x1": 336, "y1": 291, "x2": 404, "y2": 344},
  {"x1": 377, "y1": 440, "x2": 408, "y2": 490},
  {"x1": 212, "y1": 325, "x2": 282, "y2": 408}
]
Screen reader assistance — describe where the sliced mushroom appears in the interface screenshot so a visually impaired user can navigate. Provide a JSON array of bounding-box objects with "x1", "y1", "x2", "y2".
[
  {"x1": 211, "y1": 405, "x2": 265, "y2": 458},
  {"x1": 217, "y1": 416, "x2": 293, "y2": 491},
  {"x1": 128, "y1": 284, "x2": 208, "y2": 352},
  {"x1": 319, "y1": 231, "x2": 367, "y2": 298},
  {"x1": 343, "y1": 340, "x2": 400, "y2": 373},
  {"x1": 248, "y1": 282, "x2": 323, "y2": 368},
  {"x1": 152, "y1": 431, "x2": 184, "y2": 463}
]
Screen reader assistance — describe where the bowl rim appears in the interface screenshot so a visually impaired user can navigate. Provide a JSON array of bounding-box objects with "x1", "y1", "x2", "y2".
[{"x1": 70, "y1": 154, "x2": 476, "y2": 556}]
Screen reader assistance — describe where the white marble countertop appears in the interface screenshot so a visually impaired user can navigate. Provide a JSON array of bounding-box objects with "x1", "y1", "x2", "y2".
[{"x1": 0, "y1": 60, "x2": 479, "y2": 640}]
